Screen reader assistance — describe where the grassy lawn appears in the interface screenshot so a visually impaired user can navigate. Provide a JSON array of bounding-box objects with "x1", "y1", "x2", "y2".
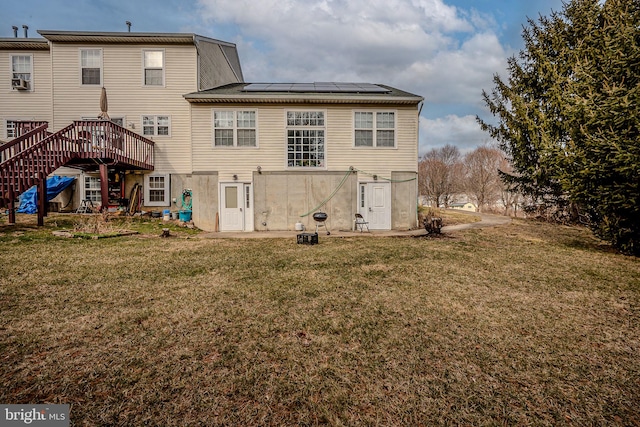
[
  {"x1": 1, "y1": 215, "x2": 639, "y2": 425},
  {"x1": 419, "y1": 206, "x2": 483, "y2": 226}
]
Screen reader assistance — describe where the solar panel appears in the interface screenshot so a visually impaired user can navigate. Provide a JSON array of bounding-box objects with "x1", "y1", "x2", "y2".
[
  {"x1": 243, "y1": 82, "x2": 390, "y2": 93},
  {"x1": 271, "y1": 83, "x2": 293, "y2": 90},
  {"x1": 244, "y1": 83, "x2": 270, "y2": 91},
  {"x1": 294, "y1": 84, "x2": 316, "y2": 91}
]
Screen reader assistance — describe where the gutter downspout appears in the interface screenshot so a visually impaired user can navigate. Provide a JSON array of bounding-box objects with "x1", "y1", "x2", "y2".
[{"x1": 416, "y1": 99, "x2": 424, "y2": 229}]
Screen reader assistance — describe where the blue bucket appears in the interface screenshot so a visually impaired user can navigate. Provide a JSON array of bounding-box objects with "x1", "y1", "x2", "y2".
[{"x1": 179, "y1": 210, "x2": 192, "y2": 222}]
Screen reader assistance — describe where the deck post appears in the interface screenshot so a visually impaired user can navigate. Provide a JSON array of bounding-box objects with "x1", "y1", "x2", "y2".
[
  {"x1": 99, "y1": 164, "x2": 109, "y2": 212},
  {"x1": 8, "y1": 186, "x2": 16, "y2": 224},
  {"x1": 37, "y1": 177, "x2": 46, "y2": 226}
]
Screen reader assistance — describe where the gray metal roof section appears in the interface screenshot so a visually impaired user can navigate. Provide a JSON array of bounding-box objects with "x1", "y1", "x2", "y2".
[
  {"x1": 220, "y1": 44, "x2": 244, "y2": 82},
  {"x1": 185, "y1": 83, "x2": 423, "y2": 104}
]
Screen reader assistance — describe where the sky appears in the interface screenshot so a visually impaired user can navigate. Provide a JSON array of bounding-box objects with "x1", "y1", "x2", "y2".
[{"x1": 1, "y1": 0, "x2": 564, "y2": 155}]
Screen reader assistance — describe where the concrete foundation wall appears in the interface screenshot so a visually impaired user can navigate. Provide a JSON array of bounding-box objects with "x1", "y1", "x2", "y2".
[
  {"x1": 55, "y1": 169, "x2": 416, "y2": 232},
  {"x1": 124, "y1": 172, "x2": 195, "y2": 215},
  {"x1": 190, "y1": 173, "x2": 218, "y2": 231},
  {"x1": 253, "y1": 171, "x2": 357, "y2": 232},
  {"x1": 170, "y1": 174, "x2": 194, "y2": 210},
  {"x1": 391, "y1": 171, "x2": 419, "y2": 230}
]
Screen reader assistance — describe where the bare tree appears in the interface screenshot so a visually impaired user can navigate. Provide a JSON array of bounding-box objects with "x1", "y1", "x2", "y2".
[
  {"x1": 497, "y1": 156, "x2": 520, "y2": 216},
  {"x1": 463, "y1": 145, "x2": 504, "y2": 212},
  {"x1": 418, "y1": 144, "x2": 462, "y2": 207}
]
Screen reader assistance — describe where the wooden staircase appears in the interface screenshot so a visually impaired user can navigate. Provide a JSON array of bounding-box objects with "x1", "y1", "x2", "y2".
[{"x1": 1, "y1": 120, "x2": 154, "y2": 225}]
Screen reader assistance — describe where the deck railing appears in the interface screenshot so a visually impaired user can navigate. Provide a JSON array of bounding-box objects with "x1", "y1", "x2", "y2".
[
  {"x1": 70, "y1": 120, "x2": 155, "y2": 169},
  {"x1": 0, "y1": 123, "x2": 50, "y2": 164},
  {"x1": 1, "y1": 120, "x2": 154, "y2": 207}
]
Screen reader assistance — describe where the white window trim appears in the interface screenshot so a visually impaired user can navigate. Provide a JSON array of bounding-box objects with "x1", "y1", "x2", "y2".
[
  {"x1": 5, "y1": 119, "x2": 44, "y2": 140},
  {"x1": 211, "y1": 109, "x2": 259, "y2": 148},
  {"x1": 81, "y1": 116, "x2": 125, "y2": 125},
  {"x1": 285, "y1": 109, "x2": 327, "y2": 169},
  {"x1": 5, "y1": 120, "x2": 17, "y2": 139},
  {"x1": 352, "y1": 110, "x2": 397, "y2": 149},
  {"x1": 10, "y1": 54, "x2": 34, "y2": 92},
  {"x1": 83, "y1": 174, "x2": 102, "y2": 204},
  {"x1": 142, "y1": 49, "x2": 165, "y2": 87},
  {"x1": 110, "y1": 117, "x2": 125, "y2": 127},
  {"x1": 141, "y1": 115, "x2": 171, "y2": 137},
  {"x1": 79, "y1": 48, "x2": 103, "y2": 86},
  {"x1": 144, "y1": 173, "x2": 171, "y2": 207}
]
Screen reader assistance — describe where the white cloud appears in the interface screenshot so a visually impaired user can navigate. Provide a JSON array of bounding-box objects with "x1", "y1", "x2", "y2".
[
  {"x1": 196, "y1": 0, "x2": 510, "y2": 153},
  {"x1": 196, "y1": 0, "x2": 471, "y2": 79},
  {"x1": 420, "y1": 115, "x2": 494, "y2": 155},
  {"x1": 412, "y1": 32, "x2": 508, "y2": 106}
]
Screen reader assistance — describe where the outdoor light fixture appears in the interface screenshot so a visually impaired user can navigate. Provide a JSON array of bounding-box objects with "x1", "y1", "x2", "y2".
[
  {"x1": 257, "y1": 166, "x2": 262, "y2": 174},
  {"x1": 233, "y1": 174, "x2": 238, "y2": 181},
  {"x1": 373, "y1": 175, "x2": 378, "y2": 180}
]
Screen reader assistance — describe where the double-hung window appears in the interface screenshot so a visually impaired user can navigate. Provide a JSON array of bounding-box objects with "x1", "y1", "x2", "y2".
[
  {"x1": 80, "y1": 49, "x2": 102, "y2": 85},
  {"x1": 143, "y1": 50, "x2": 164, "y2": 86},
  {"x1": 84, "y1": 176, "x2": 101, "y2": 203},
  {"x1": 11, "y1": 55, "x2": 32, "y2": 90},
  {"x1": 144, "y1": 173, "x2": 170, "y2": 206},
  {"x1": 6, "y1": 121, "x2": 17, "y2": 139},
  {"x1": 213, "y1": 110, "x2": 257, "y2": 147},
  {"x1": 354, "y1": 111, "x2": 396, "y2": 147},
  {"x1": 142, "y1": 115, "x2": 170, "y2": 136},
  {"x1": 287, "y1": 111, "x2": 325, "y2": 168}
]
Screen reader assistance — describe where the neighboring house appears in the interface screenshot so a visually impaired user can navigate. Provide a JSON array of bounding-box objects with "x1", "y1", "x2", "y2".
[
  {"x1": 1, "y1": 30, "x2": 423, "y2": 231},
  {"x1": 1, "y1": 30, "x2": 242, "y2": 220},
  {"x1": 449, "y1": 202, "x2": 476, "y2": 212}
]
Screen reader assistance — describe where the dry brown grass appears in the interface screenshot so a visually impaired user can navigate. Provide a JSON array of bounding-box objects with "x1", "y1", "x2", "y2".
[
  {"x1": 1, "y1": 216, "x2": 639, "y2": 426},
  {"x1": 418, "y1": 206, "x2": 482, "y2": 227}
]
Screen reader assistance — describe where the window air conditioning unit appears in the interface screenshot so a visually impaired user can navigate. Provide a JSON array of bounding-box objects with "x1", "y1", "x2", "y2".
[{"x1": 11, "y1": 78, "x2": 28, "y2": 90}]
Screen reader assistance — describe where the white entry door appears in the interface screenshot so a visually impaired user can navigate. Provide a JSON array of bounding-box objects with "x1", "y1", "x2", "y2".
[
  {"x1": 220, "y1": 183, "x2": 243, "y2": 231},
  {"x1": 360, "y1": 182, "x2": 391, "y2": 230}
]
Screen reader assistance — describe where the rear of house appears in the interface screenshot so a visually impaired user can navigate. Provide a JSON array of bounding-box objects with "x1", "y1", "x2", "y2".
[
  {"x1": 185, "y1": 83, "x2": 423, "y2": 232},
  {"x1": 2, "y1": 30, "x2": 423, "y2": 232},
  {"x1": 1, "y1": 30, "x2": 243, "y2": 215},
  {"x1": 0, "y1": 37, "x2": 52, "y2": 141}
]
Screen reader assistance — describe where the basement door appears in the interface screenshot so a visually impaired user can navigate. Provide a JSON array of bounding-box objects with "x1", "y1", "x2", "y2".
[
  {"x1": 220, "y1": 183, "x2": 253, "y2": 231},
  {"x1": 359, "y1": 182, "x2": 391, "y2": 230}
]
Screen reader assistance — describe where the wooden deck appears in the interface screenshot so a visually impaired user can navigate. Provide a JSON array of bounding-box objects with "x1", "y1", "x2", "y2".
[{"x1": 0, "y1": 120, "x2": 155, "y2": 225}]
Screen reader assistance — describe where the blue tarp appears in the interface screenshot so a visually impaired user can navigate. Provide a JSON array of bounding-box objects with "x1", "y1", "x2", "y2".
[{"x1": 17, "y1": 176, "x2": 76, "y2": 214}]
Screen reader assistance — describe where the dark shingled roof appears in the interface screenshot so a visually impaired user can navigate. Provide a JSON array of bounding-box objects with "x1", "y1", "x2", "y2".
[
  {"x1": 0, "y1": 38, "x2": 49, "y2": 50},
  {"x1": 184, "y1": 83, "x2": 423, "y2": 105},
  {"x1": 37, "y1": 30, "x2": 236, "y2": 47}
]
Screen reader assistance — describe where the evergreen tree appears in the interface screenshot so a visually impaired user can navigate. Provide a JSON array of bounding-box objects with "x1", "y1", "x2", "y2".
[{"x1": 479, "y1": 0, "x2": 640, "y2": 255}]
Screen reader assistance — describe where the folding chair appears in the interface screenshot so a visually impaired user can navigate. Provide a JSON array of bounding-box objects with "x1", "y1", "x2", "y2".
[{"x1": 354, "y1": 213, "x2": 370, "y2": 232}]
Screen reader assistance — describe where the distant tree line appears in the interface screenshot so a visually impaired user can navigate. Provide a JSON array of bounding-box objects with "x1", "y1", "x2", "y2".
[{"x1": 418, "y1": 144, "x2": 519, "y2": 215}]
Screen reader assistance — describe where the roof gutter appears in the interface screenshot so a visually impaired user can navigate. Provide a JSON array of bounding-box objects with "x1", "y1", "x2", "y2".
[
  {"x1": 0, "y1": 38, "x2": 49, "y2": 49},
  {"x1": 184, "y1": 94, "x2": 424, "y2": 105}
]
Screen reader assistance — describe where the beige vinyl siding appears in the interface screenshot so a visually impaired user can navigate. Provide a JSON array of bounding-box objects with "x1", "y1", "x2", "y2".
[
  {"x1": 192, "y1": 104, "x2": 292, "y2": 181},
  {"x1": 327, "y1": 105, "x2": 419, "y2": 177},
  {"x1": 198, "y1": 41, "x2": 242, "y2": 90},
  {"x1": 191, "y1": 103, "x2": 419, "y2": 180},
  {"x1": 48, "y1": 42, "x2": 197, "y2": 173},
  {"x1": 0, "y1": 49, "x2": 52, "y2": 138}
]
